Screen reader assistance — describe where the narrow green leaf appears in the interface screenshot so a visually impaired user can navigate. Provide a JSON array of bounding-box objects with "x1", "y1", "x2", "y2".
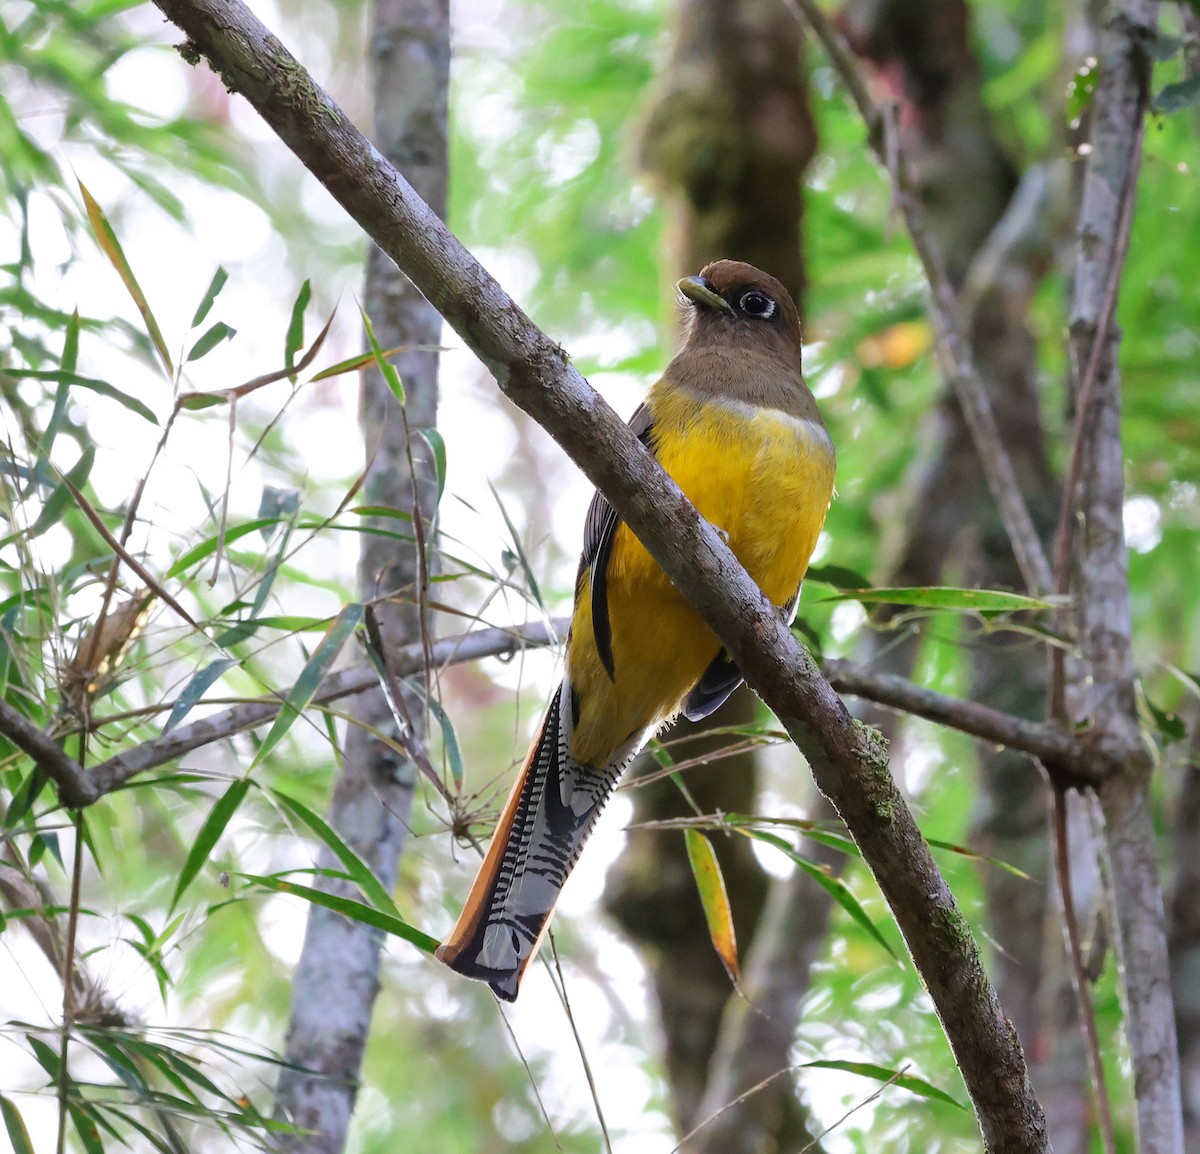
[
  {"x1": 425, "y1": 695, "x2": 463, "y2": 787},
  {"x1": 925, "y1": 837, "x2": 1032, "y2": 879},
  {"x1": 69, "y1": 1104, "x2": 104, "y2": 1154},
  {"x1": 489, "y1": 480, "x2": 545, "y2": 610},
  {"x1": 737, "y1": 827, "x2": 898, "y2": 960},
  {"x1": 240, "y1": 873, "x2": 439, "y2": 954},
  {"x1": 163, "y1": 658, "x2": 237, "y2": 733},
  {"x1": 186, "y1": 320, "x2": 237, "y2": 362},
  {"x1": 801, "y1": 1059, "x2": 966, "y2": 1110},
  {"x1": 252, "y1": 604, "x2": 364, "y2": 766},
  {"x1": 285, "y1": 279, "x2": 312, "y2": 375},
  {"x1": 813, "y1": 584, "x2": 1057, "y2": 612},
  {"x1": 269, "y1": 789, "x2": 398, "y2": 913},
  {"x1": 27, "y1": 1034, "x2": 62, "y2": 1078},
  {"x1": 170, "y1": 779, "x2": 251, "y2": 912},
  {"x1": 62, "y1": 309, "x2": 80, "y2": 374},
  {"x1": 1155, "y1": 73, "x2": 1200, "y2": 114},
  {"x1": 4, "y1": 369, "x2": 159, "y2": 425},
  {"x1": 29, "y1": 445, "x2": 95, "y2": 538},
  {"x1": 724, "y1": 813, "x2": 860, "y2": 858},
  {"x1": 78, "y1": 180, "x2": 173, "y2": 376},
  {"x1": 804, "y1": 563, "x2": 872, "y2": 589},
  {"x1": 350, "y1": 505, "x2": 413, "y2": 522},
  {"x1": 0, "y1": 1095, "x2": 35, "y2": 1154},
  {"x1": 4, "y1": 765, "x2": 49, "y2": 830},
  {"x1": 165, "y1": 518, "x2": 281, "y2": 579},
  {"x1": 360, "y1": 307, "x2": 405, "y2": 404},
  {"x1": 685, "y1": 829, "x2": 739, "y2": 983},
  {"x1": 191, "y1": 266, "x2": 228, "y2": 328},
  {"x1": 310, "y1": 345, "x2": 406, "y2": 382},
  {"x1": 417, "y1": 427, "x2": 447, "y2": 505}
]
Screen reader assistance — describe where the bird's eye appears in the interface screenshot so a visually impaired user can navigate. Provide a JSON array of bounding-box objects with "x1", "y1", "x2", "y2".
[{"x1": 739, "y1": 290, "x2": 776, "y2": 319}]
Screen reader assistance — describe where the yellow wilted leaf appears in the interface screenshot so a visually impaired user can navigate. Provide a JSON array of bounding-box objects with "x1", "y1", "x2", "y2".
[
  {"x1": 684, "y1": 828, "x2": 739, "y2": 985},
  {"x1": 78, "y1": 181, "x2": 174, "y2": 377},
  {"x1": 857, "y1": 320, "x2": 932, "y2": 370}
]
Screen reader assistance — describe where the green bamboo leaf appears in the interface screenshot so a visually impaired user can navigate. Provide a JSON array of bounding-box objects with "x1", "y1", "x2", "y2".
[
  {"x1": 191, "y1": 266, "x2": 228, "y2": 328},
  {"x1": 85, "y1": 1034, "x2": 150, "y2": 1095},
  {"x1": 812, "y1": 584, "x2": 1057, "y2": 612},
  {"x1": 801, "y1": 1059, "x2": 966, "y2": 1110},
  {"x1": 737, "y1": 827, "x2": 898, "y2": 960},
  {"x1": 724, "y1": 813, "x2": 860, "y2": 858},
  {"x1": 489, "y1": 480, "x2": 545, "y2": 611},
  {"x1": 69, "y1": 1104, "x2": 104, "y2": 1154},
  {"x1": 0, "y1": 1095, "x2": 35, "y2": 1154},
  {"x1": 36, "y1": 315, "x2": 80, "y2": 476},
  {"x1": 163, "y1": 658, "x2": 237, "y2": 734},
  {"x1": 269, "y1": 789, "x2": 398, "y2": 913},
  {"x1": 7, "y1": 368, "x2": 159, "y2": 425},
  {"x1": 62, "y1": 309, "x2": 80, "y2": 373},
  {"x1": 169, "y1": 779, "x2": 251, "y2": 912},
  {"x1": 186, "y1": 320, "x2": 237, "y2": 362},
  {"x1": 164, "y1": 518, "x2": 280, "y2": 580},
  {"x1": 685, "y1": 828, "x2": 740, "y2": 983},
  {"x1": 310, "y1": 346, "x2": 406, "y2": 382},
  {"x1": 804, "y1": 563, "x2": 872, "y2": 589},
  {"x1": 417, "y1": 427, "x2": 447, "y2": 505},
  {"x1": 28, "y1": 445, "x2": 94, "y2": 538},
  {"x1": 925, "y1": 837, "x2": 1032, "y2": 880},
  {"x1": 240, "y1": 873, "x2": 439, "y2": 953},
  {"x1": 1155, "y1": 73, "x2": 1200, "y2": 114},
  {"x1": 350, "y1": 505, "x2": 413, "y2": 522},
  {"x1": 165, "y1": 519, "x2": 281, "y2": 578},
  {"x1": 252, "y1": 604, "x2": 364, "y2": 766},
  {"x1": 360, "y1": 307, "x2": 405, "y2": 404},
  {"x1": 425, "y1": 695, "x2": 463, "y2": 787},
  {"x1": 285, "y1": 279, "x2": 311, "y2": 376},
  {"x1": 225, "y1": 615, "x2": 331, "y2": 633},
  {"x1": 27, "y1": 1034, "x2": 62, "y2": 1078},
  {"x1": 78, "y1": 180, "x2": 173, "y2": 376}
]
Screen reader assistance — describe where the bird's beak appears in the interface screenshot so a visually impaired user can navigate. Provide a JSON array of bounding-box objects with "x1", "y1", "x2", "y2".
[{"x1": 676, "y1": 276, "x2": 736, "y2": 316}]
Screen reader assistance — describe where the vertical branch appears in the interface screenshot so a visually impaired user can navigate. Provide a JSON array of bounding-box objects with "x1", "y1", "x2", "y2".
[
  {"x1": 1065, "y1": 2, "x2": 1182, "y2": 1151},
  {"x1": 274, "y1": 1, "x2": 449, "y2": 1150}
]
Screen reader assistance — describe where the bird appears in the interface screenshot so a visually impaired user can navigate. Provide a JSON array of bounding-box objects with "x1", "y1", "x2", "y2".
[{"x1": 436, "y1": 260, "x2": 836, "y2": 1001}]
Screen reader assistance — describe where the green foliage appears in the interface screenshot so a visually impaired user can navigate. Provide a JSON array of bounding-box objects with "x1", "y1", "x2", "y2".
[{"x1": 1, "y1": 0, "x2": 1197, "y2": 1150}]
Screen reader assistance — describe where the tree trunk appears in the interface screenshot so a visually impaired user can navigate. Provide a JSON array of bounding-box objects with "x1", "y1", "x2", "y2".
[{"x1": 274, "y1": 2, "x2": 449, "y2": 1149}]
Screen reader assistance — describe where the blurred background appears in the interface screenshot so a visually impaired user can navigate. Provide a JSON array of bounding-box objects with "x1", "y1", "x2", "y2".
[{"x1": 1, "y1": 0, "x2": 1199, "y2": 1150}]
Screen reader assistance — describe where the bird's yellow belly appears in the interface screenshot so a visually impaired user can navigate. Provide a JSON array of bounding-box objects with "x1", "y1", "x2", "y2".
[{"x1": 567, "y1": 399, "x2": 834, "y2": 767}]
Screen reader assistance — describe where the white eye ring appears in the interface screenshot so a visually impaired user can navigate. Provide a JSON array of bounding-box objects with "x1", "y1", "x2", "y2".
[{"x1": 739, "y1": 290, "x2": 776, "y2": 319}]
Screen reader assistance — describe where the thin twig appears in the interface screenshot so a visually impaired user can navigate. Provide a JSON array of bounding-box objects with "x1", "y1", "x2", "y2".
[
  {"x1": 785, "y1": 0, "x2": 1054, "y2": 598},
  {"x1": 1050, "y1": 789, "x2": 1116, "y2": 1154},
  {"x1": 548, "y1": 936, "x2": 613, "y2": 1154},
  {"x1": 87, "y1": 620, "x2": 561, "y2": 796},
  {"x1": 55, "y1": 810, "x2": 85, "y2": 1154}
]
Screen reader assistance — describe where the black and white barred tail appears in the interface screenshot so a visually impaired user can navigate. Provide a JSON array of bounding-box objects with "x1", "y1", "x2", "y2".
[{"x1": 436, "y1": 678, "x2": 643, "y2": 1001}]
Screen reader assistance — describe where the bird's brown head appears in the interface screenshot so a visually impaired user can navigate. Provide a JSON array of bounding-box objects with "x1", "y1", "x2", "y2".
[{"x1": 676, "y1": 260, "x2": 803, "y2": 372}]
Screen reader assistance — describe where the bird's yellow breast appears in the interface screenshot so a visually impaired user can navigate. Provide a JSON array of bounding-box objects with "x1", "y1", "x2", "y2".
[{"x1": 567, "y1": 381, "x2": 835, "y2": 767}]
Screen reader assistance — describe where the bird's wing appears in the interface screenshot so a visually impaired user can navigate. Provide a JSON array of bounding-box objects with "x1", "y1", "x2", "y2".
[
  {"x1": 578, "y1": 403, "x2": 655, "y2": 681},
  {"x1": 681, "y1": 587, "x2": 802, "y2": 721}
]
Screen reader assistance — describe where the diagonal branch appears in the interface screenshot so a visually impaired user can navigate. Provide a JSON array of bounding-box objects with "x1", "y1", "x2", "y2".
[
  {"x1": 149, "y1": 4, "x2": 1048, "y2": 1147},
  {"x1": 6, "y1": 623, "x2": 1103, "y2": 813},
  {"x1": 0, "y1": 703, "x2": 97, "y2": 808},
  {"x1": 86, "y1": 621, "x2": 559, "y2": 794}
]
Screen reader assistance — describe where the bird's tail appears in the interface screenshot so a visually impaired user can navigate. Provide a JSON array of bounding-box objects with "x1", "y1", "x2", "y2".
[{"x1": 436, "y1": 678, "x2": 634, "y2": 1001}]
